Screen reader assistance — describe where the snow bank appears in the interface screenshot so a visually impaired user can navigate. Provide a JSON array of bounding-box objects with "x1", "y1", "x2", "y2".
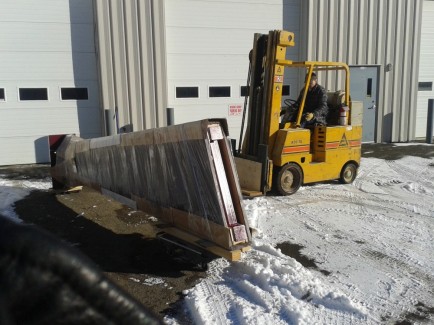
[{"x1": 178, "y1": 242, "x2": 367, "y2": 325}]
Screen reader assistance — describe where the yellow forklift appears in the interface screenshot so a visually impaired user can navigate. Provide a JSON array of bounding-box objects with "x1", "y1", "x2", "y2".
[{"x1": 235, "y1": 30, "x2": 363, "y2": 196}]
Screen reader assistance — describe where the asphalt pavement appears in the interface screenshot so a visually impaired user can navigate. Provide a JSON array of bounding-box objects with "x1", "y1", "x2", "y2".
[{"x1": 361, "y1": 141, "x2": 434, "y2": 160}]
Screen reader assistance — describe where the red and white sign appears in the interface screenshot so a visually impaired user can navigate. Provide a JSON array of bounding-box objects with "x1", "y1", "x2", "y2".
[
  {"x1": 229, "y1": 104, "x2": 243, "y2": 116},
  {"x1": 274, "y1": 75, "x2": 283, "y2": 83}
]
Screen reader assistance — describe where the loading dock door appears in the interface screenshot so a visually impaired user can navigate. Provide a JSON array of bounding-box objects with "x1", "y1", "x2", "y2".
[
  {"x1": 350, "y1": 66, "x2": 379, "y2": 142},
  {"x1": 0, "y1": 1, "x2": 101, "y2": 165}
]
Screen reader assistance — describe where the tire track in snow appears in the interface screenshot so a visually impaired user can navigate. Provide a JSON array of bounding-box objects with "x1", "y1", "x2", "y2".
[
  {"x1": 362, "y1": 248, "x2": 434, "y2": 321},
  {"x1": 386, "y1": 160, "x2": 434, "y2": 191},
  {"x1": 184, "y1": 261, "x2": 232, "y2": 325},
  {"x1": 187, "y1": 279, "x2": 229, "y2": 325},
  {"x1": 353, "y1": 159, "x2": 383, "y2": 190}
]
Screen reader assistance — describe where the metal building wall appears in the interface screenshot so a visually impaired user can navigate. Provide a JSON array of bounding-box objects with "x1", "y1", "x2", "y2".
[
  {"x1": 0, "y1": 0, "x2": 102, "y2": 165},
  {"x1": 165, "y1": 0, "x2": 285, "y2": 139},
  {"x1": 93, "y1": 0, "x2": 168, "y2": 135},
  {"x1": 298, "y1": 0, "x2": 423, "y2": 142}
]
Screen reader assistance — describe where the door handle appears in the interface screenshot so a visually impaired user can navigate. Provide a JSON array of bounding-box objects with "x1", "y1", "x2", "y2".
[{"x1": 368, "y1": 101, "x2": 376, "y2": 110}]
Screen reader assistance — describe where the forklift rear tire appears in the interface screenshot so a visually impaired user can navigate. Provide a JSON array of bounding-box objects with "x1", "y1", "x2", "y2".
[
  {"x1": 340, "y1": 162, "x2": 358, "y2": 184},
  {"x1": 275, "y1": 163, "x2": 302, "y2": 195}
]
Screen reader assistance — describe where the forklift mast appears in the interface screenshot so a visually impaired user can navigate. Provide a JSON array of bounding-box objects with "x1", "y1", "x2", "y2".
[{"x1": 241, "y1": 30, "x2": 295, "y2": 159}]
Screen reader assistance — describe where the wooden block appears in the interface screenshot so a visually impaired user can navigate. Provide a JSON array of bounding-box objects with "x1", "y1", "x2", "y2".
[
  {"x1": 63, "y1": 186, "x2": 83, "y2": 193},
  {"x1": 162, "y1": 227, "x2": 247, "y2": 262},
  {"x1": 231, "y1": 224, "x2": 248, "y2": 243},
  {"x1": 208, "y1": 124, "x2": 224, "y2": 140},
  {"x1": 241, "y1": 190, "x2": 263, "y2": 197}
]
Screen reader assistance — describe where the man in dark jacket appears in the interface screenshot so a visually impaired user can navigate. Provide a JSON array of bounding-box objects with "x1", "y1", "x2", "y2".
[{"x1": 282, "y1": 72, "x2": 328, "y2": 127}]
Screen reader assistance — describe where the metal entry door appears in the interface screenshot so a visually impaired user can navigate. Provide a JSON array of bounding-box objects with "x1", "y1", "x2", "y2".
[{"x1": 350, "y1": 66, "x2": 379, "y2": 142}]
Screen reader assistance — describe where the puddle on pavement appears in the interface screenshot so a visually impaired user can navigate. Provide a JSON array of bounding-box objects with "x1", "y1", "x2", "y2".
[{"x1": 275, "y1": 242, "x2": 331, "y2": 276}]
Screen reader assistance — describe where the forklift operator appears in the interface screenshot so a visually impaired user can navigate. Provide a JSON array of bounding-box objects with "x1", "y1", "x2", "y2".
[{"x1": 282, "y1": 72, "x2": 328, "y2": 127}]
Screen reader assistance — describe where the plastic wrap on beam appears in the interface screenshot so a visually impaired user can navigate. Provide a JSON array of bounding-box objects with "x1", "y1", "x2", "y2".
[{"x1": 51, "y1": 119, "x2": 251, "y2": 251}]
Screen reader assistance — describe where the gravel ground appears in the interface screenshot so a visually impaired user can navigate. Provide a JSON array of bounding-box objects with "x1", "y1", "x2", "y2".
[
  {"x1": 5, "y1": 165, "x2": 206, "y2": 322},
  {"x1": 4, "y1": 141, "x2": 434, "y2": 322}
]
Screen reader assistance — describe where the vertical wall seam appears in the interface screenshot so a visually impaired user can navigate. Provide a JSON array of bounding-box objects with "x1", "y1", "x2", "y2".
[
  {"x1": 366, "y1": 0, "x2": 371, "y2": 63},
  {"x1": 136, "y1": 0, "x2": 144, "y2": 128},
  {"x1": 400, "y1": 0, "x2": 411, "y2": 141},
  {"x1": 357, "y1": 0, "x2": 362, "y2": 64},
  {"x1": 347, "y1": 1, "x2": 353, "y2": 64},
  {"x1": 307, "y1": 0, "x2": 313, "y2": 61},
  {"x1": 392, "y1": 0, "x2": 402, "y2": 141},
  {"x1": 316, "y1": 0, "x2": 321, "y2": 60},
  {"x1": 133, "y1": 0, "x2": 144, "y2": 131},
  {"x1": 409, "y1": 0, "x2": 423, "y2": 140},
  {"x1": 108, "y1": 0, "x2": 118, "y2": 132},
  {"x1": 330, "y1": 0, "x2": 334, "y2": 87},
  {"x1": 149, "y1": 0, "x2": 158, "y2": 126},
  {"x1": 122, "y1": 0, "x2": 132, "y2": 127}
]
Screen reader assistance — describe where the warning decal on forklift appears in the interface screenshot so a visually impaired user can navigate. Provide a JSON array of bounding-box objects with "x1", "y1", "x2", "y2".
[
  {"x1": 339, "y1": 134, "x2": 349, "y2": 147},
  {"x1": 274, "y1": 75, "x2": 283, "y2": 83}
]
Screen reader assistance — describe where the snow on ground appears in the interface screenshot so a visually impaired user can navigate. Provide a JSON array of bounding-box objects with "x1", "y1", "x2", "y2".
[
  {"x1": 0, "y1": 173, "x2": 51, "y2": 221},
  {"x1": 1, "y1": 156, "x2": 433, "y2": 324},
  {"x1": 167, "y1": 156, "x2": 434, "y2": 324}
]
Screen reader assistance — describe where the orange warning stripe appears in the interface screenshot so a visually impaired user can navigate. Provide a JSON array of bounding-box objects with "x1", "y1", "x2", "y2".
[
  {"x1": 282, "y1": 145, "x2": 310, "y2": 154},
  {"x1": 284, "y1": 139, "x2": 361, "y2": 154},
  {"x1": 349, "y1": 140, "x2": 361, "y2": 147},
  {"x1": 326, "y1": 142, "x2": 340, "y2": 149}
]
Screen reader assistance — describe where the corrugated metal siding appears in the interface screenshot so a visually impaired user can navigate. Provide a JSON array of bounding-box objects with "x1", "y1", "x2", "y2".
[
  {"x1": 94, "y1": 0, "x2": 168, "y2": 135},
  {"x1": 298, "y1": 0, "x2": 423, "y2": 142},
  {"x1": 0, "y1": 0, "x2": 101, "y2": 165},
  {"x1": 416, "y1": 1, "x2": 434, "y2": 138}
]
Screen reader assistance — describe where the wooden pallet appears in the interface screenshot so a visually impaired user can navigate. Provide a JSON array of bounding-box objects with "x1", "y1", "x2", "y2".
[{"x1": 160, "y1": 227, "x2": 251, "y2": 262}]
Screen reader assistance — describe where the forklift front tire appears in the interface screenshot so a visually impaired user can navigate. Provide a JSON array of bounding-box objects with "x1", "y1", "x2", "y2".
[
  {"x1": 340, "y1": 162, "x2": 358, "y2": 184},
  {"x1": 275, "y1": 163, "x2": 302, "y2": 195}
]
